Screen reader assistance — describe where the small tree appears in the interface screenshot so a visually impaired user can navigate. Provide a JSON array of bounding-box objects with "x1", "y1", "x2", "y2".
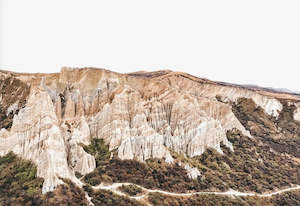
[{"x1": 81, "y1": 138, "x2": 111, "y2": 169}]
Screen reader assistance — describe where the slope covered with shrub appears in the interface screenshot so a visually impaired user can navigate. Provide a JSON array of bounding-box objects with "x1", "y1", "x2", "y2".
[
  {"x1": 80, "y1": 98, "x2": 300, "y2": 197},
  {"x1": 81, "y1": 138, "x2": 112, "y2": 186},
  {"x1": 118, "y1": 184, "x2": 143, "y2": 196},
  {"x1": 81, "y1": 138, "x2": 198, "y2": 193},
  {"x1": 83, "y1": 129, "x2": 300, "y2": 194},
  {"x1": 43, "y1": 179, "x2": 88, "y2": 206},
  {"x1": 84, "y1": 155, "x2": 197, "y2": 193},
  {"x1": 0, "y1": 152, "x2": 88, "y2": 206},
  {"x1": 0, "y1": 152, "x2": 44, "y2": 205},
  {"x1": 232, "y1": 98, "x2": 300, "y2": 157},
  {"x1": 190, "y1": 129, "x2": 300, "y2": 193},
  {"x1": 85, "y1": 187, "x2": 145, "y2": 206},
  {"x1": 147, "y1": 189, "x2": 300, "y2": 206}
]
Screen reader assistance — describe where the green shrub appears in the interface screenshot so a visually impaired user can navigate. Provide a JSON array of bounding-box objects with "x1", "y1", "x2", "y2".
[
  {"x1": 75, "y1": 171, "x2": 83, "y2": 179},
  {"x1": 119, "y1": 184, "x2": 143, "y2": 196},
  {"x1": 232, "y1": 98, "x2": 300, "y2": 157},
  {"x1": 80, "y1": 138, "x2": 111, "y2": 168},
  {"x1": 81, "y1": 138, "x2": 111, "y2": 185},
  {"x1": 148, "y1": 190, "x2": 300, "y2": 206},
  {"x1": 43, "y1": 178, "x2": 88, "y2": 205},
  {"x1": 191, "y1": 129, "x2": 300, "y2": 193},
  {"x1": 88, "y1": 188, "x2": 145, "y2": 206},
  {"x1": 0, "y1": 152, "x2": 44, "y2": 205},
  {"x1": 0, "y1": 152, "x2": 89, "y2": 205}
]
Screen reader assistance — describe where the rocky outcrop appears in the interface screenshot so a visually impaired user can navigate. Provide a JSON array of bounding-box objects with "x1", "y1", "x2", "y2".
[
  {"x1": 0, "y1": 75, "x2": 30, "y2": 130},
  {"x1": 0, "y1": 86, "x2": 94, "y2": 193},
  {"x1": 1, "y1": 67, "x2": 299, "y2": 193},
  {"x1": 294, "y1": 102, "x2": 300, "y2": 122},
  {"x1": 184, "y1": 164, "x2": 201, "y2": 179},
  {"x1": 154, "y1": 73, "x2": 284, "y2": 118},
  {"x1": 86, "y1": 84, "x2": 247, "y2": 160}
]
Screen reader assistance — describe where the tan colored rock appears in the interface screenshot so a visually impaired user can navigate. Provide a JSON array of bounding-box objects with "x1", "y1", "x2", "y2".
[
  {"x1": 55, "y1": 95, "x2": 62, "y2": 121},
  {"x1": 69, "y1": 145, "x2": 96, "y2": 175},
  {"x1": 64, "y1": 94, "x2": 76, "y2": 119},
  {"x1": 0, "y1": 86, "x2": 93, "y2": 193},
  {"x1": 76, "y1": 93, "x2": 85, "y2": 117},
  {"x1": 184, "y1": 164, "x2": 201, "y2": 179},
  {"x1": 294, "y1": 103, "x2": 300, "y2": 122},
  {"x1": 0, "y1": 87, "x2": 76, "y2": 193},
  {"x1": 1, "y1": 67, "x2": 300, "y2": 193}
]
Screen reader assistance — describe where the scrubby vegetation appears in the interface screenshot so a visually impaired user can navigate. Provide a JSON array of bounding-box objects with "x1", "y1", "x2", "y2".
[
  {"x1": 75, "y1": 171, "x2": 83, "y2": 179},
  {"x1": 265, "y1": 100, "x2": 300, "y2": 158},
  {"x1": 0, "y1": 152, "x2": 89, "y2": 206},
  {"x1": 232, "y1": 98, "x2": 300, "y2": 157},
  {"x1": 0, "y1": 77, "x2": 30, "y2": 130},
  {"x1": 81, "y1": 138, "x2": 198, "y2": 193},
  {"x1": 81, "y1": 138, "x2": 112, "y2": 186},
  {"x1": 1, "y1": 138, "x2": 299, "y2": 205},
  {"x1": 84, "y1": 156, "x2": 196, "y2": 192},
  {"x1": 0, "y1": 152, "x2": 44, "y2": 205},
  {"x1": 82, "y1": 129, "x2": 299, "y2": 194},
  {"x1": 83, "y1": 184, "x2": 146, "y2": 206},
  {"x1": 81, "y1": 98, "x2": 300, "y2": 199},
  {"x1": 271, "y1": 189, "x2": 300, "y2": 206},
  {"x1": 43, "y1": 178, "x2": 88, "y2": 206},
  {"x1": 103, "y1": 131, "x2": 299, "y2": 193},
  {"x1": 119, "y1": 184, "x2": 143, "y2": 196},
  {"x1": 105, "y1": 158, "x2": 199, "y2": 193},
  {"x1": 87, "y1": 188, "x2": 145, "y2": 206},
  {"x1": 190, "y1": 129, "x2": 300, "y2": 193},
  {"x1": 147, "y1": 190, "x2": 300, "y2": 206},
  {"x1": 148, "y1": 192, "x2": 262, "y2": 206},
  {"x1": 167, "y1": 129, "x2": 300, "y2": 194},
  {"x1": 80, "y1": 138, "x2": 111, "y2": 168}
]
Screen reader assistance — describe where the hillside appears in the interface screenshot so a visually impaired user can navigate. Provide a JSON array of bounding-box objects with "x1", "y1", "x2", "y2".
[{"x1": 0, "y1": 67, "x2": 299, "y2": 205}]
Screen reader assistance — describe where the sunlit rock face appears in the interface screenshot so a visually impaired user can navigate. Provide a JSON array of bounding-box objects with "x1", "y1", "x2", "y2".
[
  {"x1": 294, "y1": 103, "x2": 300, "y2": 122},
  {"x1": 0, "y1": 86, "x2": 82, "y2": 193},
  {"x1": 184, "y1": 164, "x2": 201, "y2": 179},
  {"x1": 1, "y1": 67, "x2": 300, "y2": 192},
  {"x1": 156, "y1": 73, "x2": 284, "y2": 118}
]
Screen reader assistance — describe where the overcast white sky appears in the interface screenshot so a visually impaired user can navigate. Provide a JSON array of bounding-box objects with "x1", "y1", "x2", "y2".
[{"x1": 1, "y1": 0, "x2": 299, "y2": 91}]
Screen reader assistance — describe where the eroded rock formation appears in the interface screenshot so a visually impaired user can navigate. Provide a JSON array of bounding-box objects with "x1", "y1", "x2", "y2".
[
  {"x1": 294, "y1": 102, "x2": 300, "y2": 121},
  {"x1": 0, "y1": 67, "x2": 299, "y2": 193}
]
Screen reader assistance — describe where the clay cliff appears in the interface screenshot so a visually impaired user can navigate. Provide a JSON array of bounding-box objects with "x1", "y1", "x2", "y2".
[{"x1": 0, "y1": 67, "x2": 299, "y2": 194}]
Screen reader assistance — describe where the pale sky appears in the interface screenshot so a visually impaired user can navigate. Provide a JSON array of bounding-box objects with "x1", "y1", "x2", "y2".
[{"x1": 1, "y1": 0, "x2": 300, "y2": 91}]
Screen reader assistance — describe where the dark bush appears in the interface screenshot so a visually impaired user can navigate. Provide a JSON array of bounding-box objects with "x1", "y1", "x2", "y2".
[
  {"x1": 119, "y1": 184, "x2": 143, "y2": 196},
  {"x1": 0, "y1": 152, "x2": 44, "y2": 206},
  {"x1": 88, "y1": 188, "x2": 145, "y2": 206}
]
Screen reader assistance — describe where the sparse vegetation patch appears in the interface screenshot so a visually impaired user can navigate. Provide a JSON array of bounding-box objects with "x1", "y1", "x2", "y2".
[{"x1": 119, "y1": 184, "x2": 143, "y2": 196}]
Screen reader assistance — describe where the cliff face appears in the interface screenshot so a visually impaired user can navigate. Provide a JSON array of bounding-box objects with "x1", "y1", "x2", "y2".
[{"x1": 0, "y1": 67, "x2": 299, "y2": 193}]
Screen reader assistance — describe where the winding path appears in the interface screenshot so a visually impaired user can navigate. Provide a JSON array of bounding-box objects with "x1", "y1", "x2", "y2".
[{"x1": 92, "y1": 182, "x2": 300, "y2": 198}]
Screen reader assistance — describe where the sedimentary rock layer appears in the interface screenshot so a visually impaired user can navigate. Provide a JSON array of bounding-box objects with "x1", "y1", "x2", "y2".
[{"x1": 0, "y1": 67, "x2": 299, "y2": 193}]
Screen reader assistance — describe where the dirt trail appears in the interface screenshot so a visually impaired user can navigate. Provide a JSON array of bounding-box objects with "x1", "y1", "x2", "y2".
[{"x1": 92, "y1": 182, "x2": 300, "y2": 198}]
